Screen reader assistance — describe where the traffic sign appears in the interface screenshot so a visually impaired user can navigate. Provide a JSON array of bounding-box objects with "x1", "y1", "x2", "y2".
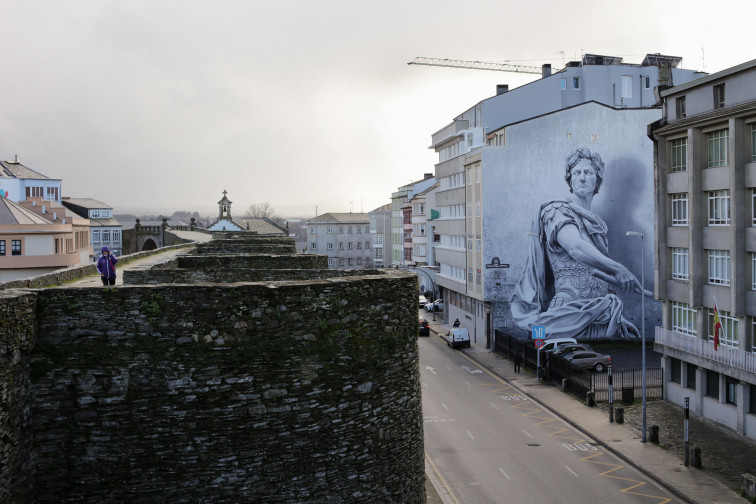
[
  {"x1": 532, "y1": 325, "x2": 546, "y2": 340},
  {"x1": 534, "y1": 339, "x2": 544, "y2": 348}
]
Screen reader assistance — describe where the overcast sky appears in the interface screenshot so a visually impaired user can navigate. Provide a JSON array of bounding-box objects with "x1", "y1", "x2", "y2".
[{"x1": 1, "y1": 0, "x2": 754, "y2": 217}]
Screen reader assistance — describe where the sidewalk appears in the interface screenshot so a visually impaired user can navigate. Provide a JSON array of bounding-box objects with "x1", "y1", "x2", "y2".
[
  {"x1": 68, "y1": 248, "x2": 188, "y2": 287},
  {"x1": 425, "y1": 317, "x2": 751, "y2": 504}
]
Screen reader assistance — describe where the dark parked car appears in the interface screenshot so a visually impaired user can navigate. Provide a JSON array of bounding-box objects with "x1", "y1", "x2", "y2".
[
  {"x1": 418, "y1": 318, "x2": 430, "y2": 336},
  {"x1": 563, "y1": 350, "x2": 612, "y2": 372}
]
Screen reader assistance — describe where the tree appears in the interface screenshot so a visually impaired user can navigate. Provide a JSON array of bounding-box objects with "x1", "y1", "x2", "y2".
[{"x1": 245, "y1": 202, "x2": 276, "y2": 219}]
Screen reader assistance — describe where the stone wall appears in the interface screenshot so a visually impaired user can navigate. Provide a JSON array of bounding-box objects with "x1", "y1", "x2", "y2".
[
  {"x1": 27, "y1": 270, "x2": 424, "y2": 503},
  {"x1": 0, "y1": 290, "x2": 38, "y2": 503},
  {"x1": 191, "y1": 243, "x2": 297, "y2": 255},
  {"x1": 123, "y1": 268, "x2": 382, "y2": 285},
  {"x1": 177, "y1": 254, "x2": 328, "y2": 270}
]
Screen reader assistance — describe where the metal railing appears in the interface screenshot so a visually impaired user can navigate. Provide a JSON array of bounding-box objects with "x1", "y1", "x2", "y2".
[{"x1": 655, "y1": 327, "x2": 756, "y2": 374}]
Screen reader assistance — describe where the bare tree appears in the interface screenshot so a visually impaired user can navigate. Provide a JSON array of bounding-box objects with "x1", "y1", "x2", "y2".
[{"x1": 245, "y1": 202, "x2": 276, "y2": 219}]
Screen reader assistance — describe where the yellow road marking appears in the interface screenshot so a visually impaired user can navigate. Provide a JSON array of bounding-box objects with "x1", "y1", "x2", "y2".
[
  {"x1": 425, "y1": 452, "x2": 461, "y2": 504},
  {"x1": 582, "y1": 453, "x2": 672, "y2": 504}
]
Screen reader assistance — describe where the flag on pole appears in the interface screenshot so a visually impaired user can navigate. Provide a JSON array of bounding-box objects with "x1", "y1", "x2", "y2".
[{"x1": 713, "y1": 300, "x2": 722, "y2": 351}]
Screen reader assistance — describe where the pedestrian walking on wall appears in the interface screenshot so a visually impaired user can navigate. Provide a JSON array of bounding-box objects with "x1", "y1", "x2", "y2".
[
  {"x1": 96, "y1": 246, "x2": 118, "y2": 286},
  {"x1": 514, "y1": 352, "x2": 522, "y2": 373}
]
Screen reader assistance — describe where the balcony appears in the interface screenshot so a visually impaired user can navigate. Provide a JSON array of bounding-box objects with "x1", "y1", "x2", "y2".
[{"x1": 655, "y1": 327, "x2": 756, "y2": 375}]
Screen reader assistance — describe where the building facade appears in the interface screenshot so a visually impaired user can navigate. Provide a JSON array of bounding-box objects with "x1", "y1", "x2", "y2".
[
  {"x1": 650, "y1": 59, "x2": 756, "y2": 438},
  {"x1": 306, "y1": 213, "x2": 372, "y2": 269},
  {"x1": 429, "y1": 53, "x2": 705, "y2": 347},
  {"x1": 369, "y1": 203, "x2": 392, "y2": 268},
  {"x1": 0, "y1": 156, "x2": 62, "y2": 204},
  {"x1": 390, "y1": 174, "x2": 435, "y2": 267},
  {"x1": 61, "y1": 197, "x2": 123, "y2": 258}
]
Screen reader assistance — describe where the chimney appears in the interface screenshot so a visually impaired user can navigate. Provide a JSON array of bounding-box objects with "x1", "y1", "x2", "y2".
[
  {"x1": 542, "y1": 64, "x2": 552, "y2": 78},
  {"x1": 14, "y1": 154, "x2": 18, "y2": 163},
  {"x1": 424, "y1": 173, "x2": 433, "y2": 179},
  {"x1": 496, "y1": 84, "x2": 509, "y2": 95}
]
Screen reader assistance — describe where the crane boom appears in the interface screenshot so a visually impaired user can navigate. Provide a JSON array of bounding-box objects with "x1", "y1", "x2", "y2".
[{"x1": 408, "y1": 57, "x2": 543, "y2": 75}]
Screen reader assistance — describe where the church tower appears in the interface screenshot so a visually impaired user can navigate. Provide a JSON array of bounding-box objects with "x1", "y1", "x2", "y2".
[{"x1": 218, "y1": 190, "x2": 232, "y2": 221}]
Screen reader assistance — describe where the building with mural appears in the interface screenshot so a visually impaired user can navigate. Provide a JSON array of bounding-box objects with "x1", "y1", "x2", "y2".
[
  {"x1": 650, "y1": 58, "x2": 756, "y2": 439},
  {"x1": 429, "y1": 53, "x2": 706, "y2": 348}
]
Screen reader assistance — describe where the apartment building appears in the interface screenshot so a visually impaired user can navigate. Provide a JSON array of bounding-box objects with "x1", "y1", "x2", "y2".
[
  {"x1": 61, "y1": 197, "x2": 123, "y2": 258},
  {"x1": 390, "y1": 174, "x2": 435, "y2": 267},
  {"x1": 650, "y1": 59, "x2": 756, "y2": 438},
  {"x1": 0, "y1": 197, "x2": 90, "y2": 282},
  {"x1": 429, "y1": 53, "x2": 705, "y2": 348},
  {"x1": 410, "y1": 183, "x2": 437, "y2": 267},
  {"x1": 306, "y1": 213, "x2": 372, "y2": 269},
  {"x1": 0, "y1": 156, "x2": 62, "y2": 204},
  {"x1": 369, "y1": 203, "x2": 392, "y2": 268}
]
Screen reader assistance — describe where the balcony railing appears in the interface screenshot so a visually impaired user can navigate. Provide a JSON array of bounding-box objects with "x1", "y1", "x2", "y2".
[{"x1": 655, "y1": 326, "x2": 756, "y2": 374}]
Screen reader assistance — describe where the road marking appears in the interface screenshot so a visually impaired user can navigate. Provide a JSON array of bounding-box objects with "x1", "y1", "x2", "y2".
[
  {"x1": 442, "y1": 403, "x2": 449, "y2": 410},
  {"x1": 523, "y1": 430, "x2": 534, "y2": 439},
  {"x1": 425, "y1": 365, "x2": 437, "y2": 375},
  {"x1": 445, "y1": 365, "x2": 452, "y2": 371},
  {"x1": 489, "y1": 402, "x2": 500, "y2": 410},
  {"x1": 461, "y1": 365, "x2": 482, "y2": 374},
  {"x1": 422, "y1": 381, "x2": 428, "y2": 388},
  {"x1": 425, "y1": 453, "x2": 461, "y2": 504},
  {"x1": 498, "y1": 467, "x2": 511, "y2": 480},
  {"x1": 582, "y1": 453, "x2": 672, "y2": 504},
  {"x1": 424, "y1": 417, "x2": 457, "y2": 423},
  {"x1": 565, "y1": 465, "x2": 579, "y2": 478},
  {"x1": 466, "y1": 430, "x2": 475, "y2": 440},
  {"x1": 465, "y1": 381, "x2": 472, "y2": 387}
]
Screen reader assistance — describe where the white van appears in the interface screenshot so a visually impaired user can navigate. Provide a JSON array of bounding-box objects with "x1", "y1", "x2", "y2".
[
  {"x1": 446, "y1": 328, "x2": 470, "y2": 349},
  {"x1": 539, "y1": 337, "x2": 578, "y2": 354}
]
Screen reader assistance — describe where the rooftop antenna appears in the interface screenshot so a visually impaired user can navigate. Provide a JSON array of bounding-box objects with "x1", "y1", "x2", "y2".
[{"x1": 558, "y1": 50, "x2": 565, "y2": 68}]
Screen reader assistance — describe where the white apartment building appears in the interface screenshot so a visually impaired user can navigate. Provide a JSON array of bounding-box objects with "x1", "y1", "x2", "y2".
[
  {"x1": 410, "y1": 183, "x2": 437, "y2": 267},
  {"x1": 369, "y1": 203, "x2": 392, "y2": 268},
  {"x1": 0, "y1": 156, "x2": 62, "y2": 204},
  {"x1": 429, "y1": 53, "x2": 705, "y2": 348},
  {"x1": 306, "y1": 213, "x2": 372, "y2": 270},
  {"x1": 390, "y1": 174, "x2": 435, "y2": 267},
  {"x1": 650, "y1": 59, "x2": 756, "y2": 439}
]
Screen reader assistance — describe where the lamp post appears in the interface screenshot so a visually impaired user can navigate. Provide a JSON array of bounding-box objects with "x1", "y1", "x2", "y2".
[
  {"x1": 626, "y1": 230, "x2": 647, "y2": 443},
  {"x1": 413, "y1": 266, "x2": 437, "y2": 322},
  {"x1": 526, "y1": 232, "x2": 542, "y2": 382}
]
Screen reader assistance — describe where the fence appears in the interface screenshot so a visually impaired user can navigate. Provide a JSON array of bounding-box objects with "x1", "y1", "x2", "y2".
[{"x1": 494, "y1": 329, "x2": 663, "y2": 403}]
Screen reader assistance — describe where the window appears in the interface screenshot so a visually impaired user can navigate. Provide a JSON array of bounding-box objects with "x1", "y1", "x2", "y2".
[
  {"x1": 560, "y1": 78, "x2": 566, "y2": 90},
  {"x1": 572, "y1": 77, "x2": 580, "y2": 89},
  {"x1": 327, "y1": 243, "x2": 333, "y2": 250},
  {"x1": 348, "y1": 226, "x2": 352, "y2": 234},
  {"x1": 112, "y1": 230, "x2": 121, "y2": 243},
  {"x1": 708, "y1": 249, "x2": 731, "y2": 285},
  {"x1": 708, "y1": 307, "x2": 738, "y2": 348},
  {"x1": 338, "y1": 227, "x2": 343, "y2": 234},
  {"x1": 348, "y1": 242, "x2": 353, "y2": 250},
  {"x1": 11, "y1": 240, "x2": 21, "y2": 256},
  {"x1": 468, "y1": 267, "x2": 473, "y2": 284},
  {"x1": 310, "y1": 226, "x2": 315, "y2": 234},
  {"x1": 310, "y1": 242, "x2": 316, "y2": 250},
  {"x1": 327, "y1": 226, "x2": 333, "y2": 233},
  {"x1": 671, "y1": 138, "x2": 687, "y2": 172},
  {"x1": 752, "y1": 124, "x2": 756, "y2": 162},
  {"x1": 672, "y1": 248, "x2": 689, "y2": 280},
  {"x1": 705, "y1": 369, "x2": 719, "y2": 399},
  {"x1": 356, "y1": 242, "x2": 361, "y2": 249},
  {"x1": 348, "y1": 258, "x2": 353, "y2": 266},
  {"x1": 621, "y1": 75, "x2": 632, "y2": 98},
  {"x1": 339, "y1": 258, "x2": 344, "y2": 266},
  {"x1": 357, "y1": 257, "x2": 362, "y2": 265},
  {"x1": 750, "y1": 384, "x2": 756, "y2": 414},
  {"x1": 339, "y1": 242, "x2": 343, "y2": 250},
  {"x1": 645, "y1": 76, "x2": 650, "y2": 89},
  {"x1": 101, "y1": 229, "x2": 111, "y2": 242},
  {"x1": 707, "y1": 190, "x2": 730, "y2": 225},
  {"x1": 672, "y1": 301, "x2": 697, "y2": 335},
  {"x1": 92, "y1": 229, "x2": 100, "y2": 242},
  {"x1": 670, "y1": 358, "x2": 681, "y2": 384},
  {"x1": 753, "y1": 254, "x2": 756, "y2": 290},
  {"x1": 671, "y1": 193, "x2": 688, "y2": 225},
  {"x1": 685, "y1": 363, "x2": 697, "y2": 390},
  {"x1": 726, "y1": 377, "x2": 738, "y2": 405},
  {"x1": 416, "y1": 203, "x2": 425, "y2": 215},
  {"x1": 707, "y1": 128, "x2": 729, "y2": 167},
  {"x1": 676, "y1": 96, "x2": 686, "y2": 119},
  {"x1": 713, "y1": 83, "x2": 725, "y2": 109},
  {"x1": 751, "y1": 317, "x2": 756, "y2": 353},
  {"x1": 0, "y1": 240, "x2": 4, "y2": 256},
  {"x1": 365, "y1": 241, "x2": 370, "y2": 248}
]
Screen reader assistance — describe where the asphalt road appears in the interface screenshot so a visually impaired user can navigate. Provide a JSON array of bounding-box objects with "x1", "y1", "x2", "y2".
[{"x1": 420, "y1": 333, "x2": 680, "y2": 504}]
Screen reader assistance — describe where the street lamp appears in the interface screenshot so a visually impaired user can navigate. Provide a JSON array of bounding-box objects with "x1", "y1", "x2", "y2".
[
  {"x1": 626, "y1": 230, "x2": 647, "y2": 443},
  {"x1": 526, "y1": 232, "x2": 542, "y2": 382},
  {"x1": 413, "y1": 267, "x2": 437, "y2": 322}
]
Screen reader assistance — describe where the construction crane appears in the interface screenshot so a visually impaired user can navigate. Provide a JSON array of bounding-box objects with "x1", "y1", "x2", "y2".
[{"x1": 407, "y1": 57, "x2": 544, "y2": 75}]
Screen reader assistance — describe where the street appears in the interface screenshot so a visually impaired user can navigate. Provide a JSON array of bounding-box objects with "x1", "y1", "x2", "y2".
[{"x1": 420, "y1": 330, "x2": 680, "y2": 504}]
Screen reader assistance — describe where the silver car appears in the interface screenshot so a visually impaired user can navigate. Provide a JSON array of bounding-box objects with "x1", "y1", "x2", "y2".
[{"x1": 563, "y1": 350, "x2": 611, "y2": 372}]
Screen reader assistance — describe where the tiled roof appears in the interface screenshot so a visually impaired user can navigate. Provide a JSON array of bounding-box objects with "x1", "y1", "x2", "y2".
[
  {"x1": 0, "y1": 198, "x2": 53, "y2": 225},
  {"x1": 236, "y1": 219, "x2": 287, "y2": 234},
  {"x1": 61, "y1": 197, "x2": 111, "y2": 209},
  {"x1": 0, "y1": 160, "x2": 53, "y2": 180},
  {"x1": 308, "y1": 213, "x2": 370, "y2": 223}
]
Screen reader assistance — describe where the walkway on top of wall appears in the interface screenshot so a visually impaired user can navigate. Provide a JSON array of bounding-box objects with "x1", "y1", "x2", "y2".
[{"x1": 70, "y1": 248, "x2": 190, "y2": 287}]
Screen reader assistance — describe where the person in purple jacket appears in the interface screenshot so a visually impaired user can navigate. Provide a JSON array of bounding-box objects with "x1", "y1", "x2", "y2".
[{"x1": 96, "y1": 246, "x2": 118, "y2": 286}]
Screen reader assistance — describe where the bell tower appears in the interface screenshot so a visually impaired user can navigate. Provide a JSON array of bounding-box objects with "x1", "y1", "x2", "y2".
[{"x1": 218, "y1": 190, "x2": 232, "y2": 221}]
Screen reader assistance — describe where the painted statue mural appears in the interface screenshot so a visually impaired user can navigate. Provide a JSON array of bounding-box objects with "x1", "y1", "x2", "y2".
[{"x1": 510, "y1": 147, "x2": 647, "y2": 339}]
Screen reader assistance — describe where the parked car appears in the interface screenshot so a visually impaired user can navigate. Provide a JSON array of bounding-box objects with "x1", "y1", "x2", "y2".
[
  {"x1": 425, "y1": 300, "x2": 444, "y2": 312},
  {"x1": 550, "y1": 343, "x2": 592, "y2": 357},
  {"x1": 418, "y1": 295, "x2": 428, "y2": 308},
  {"x1": 538, "y1": 337, "x2": 578, "y2": 355},
  {"x1": 418, "y1": 318, "x2": 430, "y2": 336},
  {"x1": 563, "y1": 350, "x2": 612, "y2": 372},
  {"x1": 446, "y1": 328, "x2": 470, "y2": 349}
]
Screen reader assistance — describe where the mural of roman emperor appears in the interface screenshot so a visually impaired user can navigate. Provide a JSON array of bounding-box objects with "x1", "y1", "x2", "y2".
[{"x1": 510, "y1": 147, "x2": 641, "y2": 339}]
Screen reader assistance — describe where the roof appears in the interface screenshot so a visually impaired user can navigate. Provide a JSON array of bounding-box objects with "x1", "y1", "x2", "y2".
[
  {"x1": 236, "y1": 218, "x2": 287, "y2": 234},
  {"x1": 415, "y1": 182, "x2": 438, "y2": 197},
  {"x1": 0, "y1": 160, "x2": 56, "y2": 180},
  {"x1": 0, "y1": 197, "x2": 53, "y2": 225},
  {"x1": 307, "y1": 212, "x2": 370, "y2": 224},
  {"x1": 61, "y1": 197, "x2": 112, "y2": 209},
  {"x1": 89, "y1": 217, "x2": 121, "y2": 227},
  {"x1": 660, "y1": 58, "x2": 756, "y2": 97},
  {"x1": 370, "y1": 203, "x2": 392, "y2": 213}
]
